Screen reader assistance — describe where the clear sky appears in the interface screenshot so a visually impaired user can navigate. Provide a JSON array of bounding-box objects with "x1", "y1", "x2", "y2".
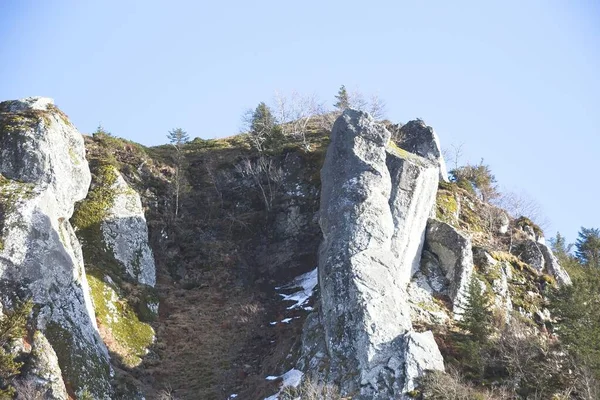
[{"x1": 1, "y1": 0, "x2": 599, "y2": 244}]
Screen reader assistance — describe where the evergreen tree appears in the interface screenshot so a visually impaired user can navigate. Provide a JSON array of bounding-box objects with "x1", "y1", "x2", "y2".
[
  {"x1": 250, "y1": 102, "x2": 276, "y2": 137},
  {"x1": 167, "y1": 128, "x2": 189, "y2": 217},
  {"x1": 575, "y1": 227, "x2": 600, "y2": 268},
  {"x1": 458, "y1": 276, "x2": 493, "y2": 342},
  {"x1": 549, "y1": 269, "x2": 600, "y2": 378},
  {"x1": 93, "y1": 124, "x2": 112, "y2": 137},
  {"x1": 449, "y1": 160, "x2": 499, "y2": 202},
  {"x1": 550, "y1": 232, "x2": 583, "y2": 277},
  {"x1": 167, "y1": 128, "x2": 190, "y2": 147},
  {"x1": 246, "y1": 102, "x2": 283, "y2": 152},
  {"x1": 334, "y1": 85, "x2": 350, "y2": 111}
]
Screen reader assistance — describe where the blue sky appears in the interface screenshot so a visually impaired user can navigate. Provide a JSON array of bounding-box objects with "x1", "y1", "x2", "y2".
[{"x1": 1, "y1": 0, "x2": 599, "y2": 243}]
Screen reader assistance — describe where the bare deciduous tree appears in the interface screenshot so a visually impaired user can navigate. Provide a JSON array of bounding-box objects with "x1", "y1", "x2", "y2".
[
  {"x1": 273, "y1": 91, "x2": 326, "y2": 150},
  {"x1": 235, "y1": 156, "x2": 283, "y2": 213},
  {"x1": 492, "y1": 190, "x2": 550, "y2": 231},
  {"x1": 368, "y1": 93, "x2": 387, "y2": 120}
]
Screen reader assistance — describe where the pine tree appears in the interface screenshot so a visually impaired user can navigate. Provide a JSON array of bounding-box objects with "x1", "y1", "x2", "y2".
[
  {"x1": 549, "y1": 269, "x2": 600, "y2": 377},
  {"x1": 246, "y1": 102, "x2": 282, "y2": 152},
  {"x1": 250, "y1": 102, "x2": 276, "y2": 137},
  {"x1": 458, "y1": 276, "x2": 493, "y2": 342},
  {"x1": 575, "y1": 227, "x2": 600, "y2": 268},
  {"x1": 334, "y1": 85, "x2": 350, "y2": 111},
  {"x1": 167, "y1": 128, "x2": 189, "y2": 217}
]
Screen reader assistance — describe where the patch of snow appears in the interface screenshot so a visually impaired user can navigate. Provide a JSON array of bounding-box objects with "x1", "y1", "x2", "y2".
[
  {"x1": 269, "y1": 321, "x2": 277, "y2": 325},
  {"x1": 280, "y1": 318, "x2": 293, "y2": 324},
  {"x1": 266, "y1": 376, "x2": 279, "y2": 381},
  {"x1": 276, "y1": 268, "x2": 318, "y2": 310},
  {"x1": 263, "y1": 369, "x2": 304, "y2": 400},
  {"x1": 281, "y1": 369, "x2": 303, "y2": 387},
  {"x1": 228, "y1": 395, "x2": 238, "y2": 399}
]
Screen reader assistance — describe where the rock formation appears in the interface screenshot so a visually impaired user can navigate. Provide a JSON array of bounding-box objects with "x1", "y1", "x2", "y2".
[
  {"x1": 423, "y1": 219, "x2": 474, "y2": 315},
  {"x1": 399, "y1": 119, "x2": 449, "y2": 182},
  {"x1": 0, "y1": 98, "x2": 113, "y2": 398},
  {"x1": 101, "y1": 169, "x2": 156, "y2": 286},
  {"x1": 303, "y1": 110, "x2": 444, "y2": 398}
]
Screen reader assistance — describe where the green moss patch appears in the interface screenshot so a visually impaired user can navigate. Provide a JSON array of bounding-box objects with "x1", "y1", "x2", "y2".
[
  {"x1": 87, "y1": 274, "x2": 154, "y2": 368},
  {"x1": 436, "y1": 189, "x2": 459, "y2": 226}
]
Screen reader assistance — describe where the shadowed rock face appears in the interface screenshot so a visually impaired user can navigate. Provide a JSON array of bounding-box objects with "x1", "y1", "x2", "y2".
[
  {"x1": 307, "y1": 110, "x2": 443, "y2": 398},
  {"x1": 0, "y1": 98, "x2": 113, "y2": 399},
  {"x1": 424, "y1": 219, "x2": 474, "y2": 316}
]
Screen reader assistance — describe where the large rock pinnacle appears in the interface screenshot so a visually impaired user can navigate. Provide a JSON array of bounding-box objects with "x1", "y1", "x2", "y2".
[
  {"x1": 0, "y1": 97, "x2": 113, "y2": 399},
  {"x1": 304, "y1": 110, "x2": 443, "y2": 398}
]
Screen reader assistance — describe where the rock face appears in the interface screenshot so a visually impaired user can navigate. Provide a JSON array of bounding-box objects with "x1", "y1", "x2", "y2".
[
  {"x1": 512, "y1": 239, "x2": 571, "y2": 285},
  {"x1": 0, "y1": 98, "x2": 112, "y2": 399},
  {"x1": 423, "y1": 219, "x2": 474, "y2": 316},
  {"x1": 308, "y1": 110, "x2": 444, "y2": 398},
  {"x1": 101, "y1": 170, "x2": 156, "y2": 286},
  {"x1": 387, "y1": 148, "x2": 440, "y2": 285},
  {"x1": 399, "y1": 119, "x2": 449, "y2": 182}
]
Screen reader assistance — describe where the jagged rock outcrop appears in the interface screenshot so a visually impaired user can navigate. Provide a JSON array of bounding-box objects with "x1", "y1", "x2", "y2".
[
  {"x1": 512, "y1": 239, "x2": 571, "y2": 285},
  {"x1": 399, "y1": 119, "x2": 448, "y2": 182},
  {"x1": 101, "y1": 170, "x2": 156, "y2": 286},
  {"x1": 422, "y1": 219, "x2": 474, "y2": 316},
  {"x1": 473, "y1": 247, "x2": 513, "y2": 318},
  {"x1": 538, "y1": 242, "x2": 571, "y2": 285},
  {"x1": 0, "y1": 98, "x2": 112, "y2": 398},
  {"x1": 304, "y1": 110, "x2": 443, "y2": 399}
]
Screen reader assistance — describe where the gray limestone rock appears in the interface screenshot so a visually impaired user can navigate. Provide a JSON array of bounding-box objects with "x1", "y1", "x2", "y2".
[
  {"x1": 402, "y1": 331, "x2": 445, "y2": 395},
  {"x1": 387, "y1": 147, "x2": 440, "y2": 285},
  {"x1": 101, "y1": 170, "x2": 156, "y2": 286},
  {"x1": 399, "y1": 119, "x2": 449, "y2": 182},
  {"x1": 424, "y1": 219, "x2": 474, "y2": 317},
  {"x1": 539, "y1": 243, "x2": 571, "y2": 285},
  {"x1": 312, "y1": 110, "x2": 443, "y2": 398},
  {"x1": 512, "y1": 239, "x2": 571, "y2": 285},
  {"x1": 0, "y1": 98, "x2": 113, "y2": 398}
]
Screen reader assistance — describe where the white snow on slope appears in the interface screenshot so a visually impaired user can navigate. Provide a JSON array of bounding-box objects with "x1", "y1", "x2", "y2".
[
  {"x1": 276, "y1": 268, "x2": 318, "y2": 310},
  {"x1": 263, "y1": 369, "x2": 304, "y2": 400}
]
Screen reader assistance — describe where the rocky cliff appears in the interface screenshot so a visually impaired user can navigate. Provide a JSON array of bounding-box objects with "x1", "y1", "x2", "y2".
[
  {"x1": 0, "y1": 98, "x2": 112, "y2": 398},
  {"x1": 0, "y1": 98, "x2": 572, "y2": 400},
  {"x1": 0, "y1": 98, "x2": 157, "y2": 399}
]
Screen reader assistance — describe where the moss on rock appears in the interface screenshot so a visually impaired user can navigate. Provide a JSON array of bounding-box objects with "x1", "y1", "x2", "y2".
[
  {"x1": 87, "y1": 274, "x2": 154, "y2": 368},
  {"x1": 44, "y1": 322, "x2": 112, "y2": 399}
]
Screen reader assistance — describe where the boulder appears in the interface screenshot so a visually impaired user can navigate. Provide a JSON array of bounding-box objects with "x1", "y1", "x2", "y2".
[
  {"x1": 0, "y1": 98, "x2": 113, "y2": 398},
  {"x1": 423, "y1": 219, "x2": 474, "y2": 316},
  {"x1": 399, "y1": 119, "x2": 449, "y2": 182},
  {"x1": 402, "y1": 331, "x2": 445, "y2": 394}
]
